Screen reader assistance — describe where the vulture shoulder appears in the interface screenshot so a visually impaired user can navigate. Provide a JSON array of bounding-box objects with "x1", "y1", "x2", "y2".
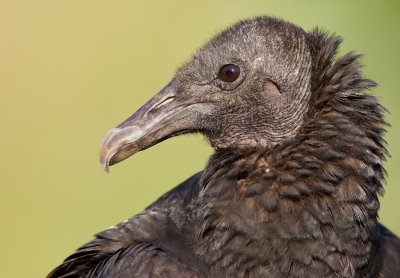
[
  {"x1": 47, "y1": 173, "x2": 207, "y2": 278},
  {"x1": 375, "y1": 224, "x2": 400, "y2": 277}
]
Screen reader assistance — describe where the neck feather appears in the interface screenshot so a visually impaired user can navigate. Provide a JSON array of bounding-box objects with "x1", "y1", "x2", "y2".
[{"x1": 197, "y1": 32, "x2": 388, "y2": 276}]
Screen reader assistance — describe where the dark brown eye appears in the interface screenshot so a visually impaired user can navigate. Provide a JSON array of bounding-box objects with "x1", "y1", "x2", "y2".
[{"x1": 218, "y1": 64, "x2": 240, "y2": 83}]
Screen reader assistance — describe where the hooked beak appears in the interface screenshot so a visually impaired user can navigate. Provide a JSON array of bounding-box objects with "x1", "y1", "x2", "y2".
[{"x1": 99, "y1": 79, "x2": 213, "y2": 173}]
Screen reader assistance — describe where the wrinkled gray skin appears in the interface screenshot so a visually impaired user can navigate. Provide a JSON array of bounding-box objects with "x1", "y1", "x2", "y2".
[
  {"x1": 99, "y1": 18, "x2": 311, "y2": 171},
  {"x1": 49, "y1": 17, "x2": 400, "y2": 278}
]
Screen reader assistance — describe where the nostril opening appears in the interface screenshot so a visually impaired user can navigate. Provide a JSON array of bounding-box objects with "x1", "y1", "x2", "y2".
[
  {"x1": 146, "y1": 95, "x2": 176, "y2": 116},
  {"x1": 154, "y1": 96, "x2": 175, "y2": 110}
]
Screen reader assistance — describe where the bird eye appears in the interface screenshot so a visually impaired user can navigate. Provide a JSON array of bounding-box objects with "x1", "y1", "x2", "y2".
[{"x1": 218, "y1": 64, "x2": 240, "y2": 83}]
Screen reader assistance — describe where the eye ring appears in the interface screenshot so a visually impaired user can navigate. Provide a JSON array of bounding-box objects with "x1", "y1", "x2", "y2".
[{"x1": 218, "y1": 64, "x2": 240, "y2": 83}]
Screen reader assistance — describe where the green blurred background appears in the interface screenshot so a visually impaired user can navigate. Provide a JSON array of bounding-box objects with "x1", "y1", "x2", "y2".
[{"x1": 1, "y1": 1, "x2": 399, "y2": 277}]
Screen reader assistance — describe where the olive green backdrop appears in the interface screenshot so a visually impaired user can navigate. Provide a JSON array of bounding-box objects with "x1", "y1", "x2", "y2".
[{"x1": 1, "y1": 1, "x2": 399, "y2": 277}]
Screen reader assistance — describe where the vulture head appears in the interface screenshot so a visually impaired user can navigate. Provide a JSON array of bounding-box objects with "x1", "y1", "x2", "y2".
[{"x1": 100, "y1": 17, "x2": 313, "y2": 172}]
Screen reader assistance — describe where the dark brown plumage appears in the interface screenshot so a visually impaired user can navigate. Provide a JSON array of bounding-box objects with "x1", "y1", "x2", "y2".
[{"x1": 48, "y1": 17, "x2": 400, "y2": 277}]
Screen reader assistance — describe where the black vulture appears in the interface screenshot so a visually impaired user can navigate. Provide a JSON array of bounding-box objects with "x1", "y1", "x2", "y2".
[{"x1": 48, "y1": 16, "x2": 400, "y2": 277}]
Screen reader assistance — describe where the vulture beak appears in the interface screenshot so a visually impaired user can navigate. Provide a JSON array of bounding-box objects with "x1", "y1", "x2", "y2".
[{"x1": 99, "y1": 79, "x2": 212, "y2": 173}]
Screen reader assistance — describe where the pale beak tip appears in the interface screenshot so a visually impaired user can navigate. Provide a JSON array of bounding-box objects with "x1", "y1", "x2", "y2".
[{"x1": 100, "y1": 156, "x2": 111, "y2": 175}]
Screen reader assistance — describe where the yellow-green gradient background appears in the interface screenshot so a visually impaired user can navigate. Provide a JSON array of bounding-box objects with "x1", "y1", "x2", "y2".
[{"x1": 1, "y1": 1, "x2": 399, "y2": 277}]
